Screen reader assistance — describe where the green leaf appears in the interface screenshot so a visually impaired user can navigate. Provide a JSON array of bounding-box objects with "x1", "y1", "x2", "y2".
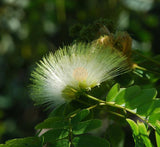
[
  {"x1": 0, "y1": 137, "x2": 42, "y2": 147},
  {"x1": 155, "y1": 121, "x2": 160, "y2": 135},
  {"x1": 136, "y1": 101, "x2": 153, "y2": 116},
  {"x1": 150, "y1": 100, "x2": 160, "y2": 114},
  {"x1": 127, "y1": 119, "x2": 144, "y2": 146},
  {"x1": 50, "y1": 139, "x2": 70, "y2": 147},
  {"x1": 155, "y1": 131, "x2": 160, "y2": 147},
  {"x1": 114, "y1": 86, "x2": 157, "y2": 112},
  {"x1": 137, "y1": 121, "x2": 152, "y2": 147},
  {"x1": 114, "y1": 88, "x2": 126, "y2": 105},
  {"x1": 127, "y1": 119, "x2": 153, "y2": 147},
  {"x1": 115, "y1": 85, "x2": 141, "y2": 108},
  {"x1": 73, "y1": 135, "x2": 110, "y2": 147},
  {"x1": 49, "y1": 104, "x2": 66, "y2": 117},
  {"x1": 106, "y1": 83, "x2": 120, "y2": 102},
  {"x1": 66, "y1": 109, "x2": 81, "y2": 118},
  {"x1": 42, "y1": 129, "x2": 69, "y2": 144},
  {"x1": 137, "y1": 99, "x2": 160, "y2": 116},
  {"x1": 49, "y1": 103, "x2": 80, "y2": 118},
  {"x1": 155, "y1": 120, "x2": 160, "y2": 147},
  {"x1": 126, "y1": 119, "x2": 139, "y2": 136},
  {"x1": 73, "y1": 119, "x2": 102, "y2": 135},
  {"x1": 123, "y1": 85, "x2": 142, "y2": 109},
  {"x1": 71, "y1": 109, "x2": 90, "y2": 125},
  {"x1": 148, "y1": 108, "x2": 160, "y2": 126},
  {"x1": 35, "y1": 117, "x2": 69, "y2": 129},
  {"x1": 127, "y1": 88, "x2": 157, "y2": 110}
]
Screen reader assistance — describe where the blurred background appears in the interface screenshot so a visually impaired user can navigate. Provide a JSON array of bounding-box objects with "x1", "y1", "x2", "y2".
[{"x1": 0, "y1": 0, "x2": 160, "y2": 145}]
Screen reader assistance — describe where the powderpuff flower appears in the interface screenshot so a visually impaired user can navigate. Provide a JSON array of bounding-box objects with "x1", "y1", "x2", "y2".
[{"x1": 30, "y1": 43, "x2": 129, "y2": 106}]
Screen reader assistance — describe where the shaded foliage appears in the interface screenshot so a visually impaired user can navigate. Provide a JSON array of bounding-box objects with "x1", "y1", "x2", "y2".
[{"x1": 0, "y1": 0, "x2": 160, "y2": 146}]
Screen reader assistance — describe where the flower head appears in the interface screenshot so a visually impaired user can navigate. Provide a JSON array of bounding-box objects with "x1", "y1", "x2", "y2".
[{"x1": 30, "y1": 43, "x2": 129, "y2": 106}]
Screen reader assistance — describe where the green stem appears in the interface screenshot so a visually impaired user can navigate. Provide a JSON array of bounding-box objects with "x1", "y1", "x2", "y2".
[
  {"x1": 84, "y1": 94, "x2": 105, "y2": 103},
  {"x1": 107, "y1": 111, "x2": 126, "y2": 118},
  {"x1": 87, "y1": 104, "x2": 98, "y2": 110},
  {"x1": 76, "y1": 98, "x2": 90, "y2": 106},
  {"x1": 84, "y1": 94, "x2": 114, "y2": 104},
  {"x1": 133, "y1": 64, "x2": 160, "y2": 76},
  {"x1": 85, "y1": 94, "x2": 156, "y2": 130},
  {"x1": 68, "y1": 118, "x2": 73, "y2": 147}
]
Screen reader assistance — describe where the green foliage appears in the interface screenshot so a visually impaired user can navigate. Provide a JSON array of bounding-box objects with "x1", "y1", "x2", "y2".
[
  {"x1": 41, "y1": 129, "x2": 69, "y2": 144},
  {"x1": 32, "y1": 108, "x2": 104, "y2": 146},
  {"x1": 155, "y1": 121, "x2": 160, "y2": 147},
  {"x1": 105, "y1": 84, "x2": 160, "y2": 146},
  {"x1": 0, "y1": 108, "x2": 105, "y2": 146},
  {"x1": 71, "y1": 109, "x2": 90, "y2": 124},
  {"x1": 2, "y1": 81, "x2": 160, "y2": 146},
  {"x1": 127, "y1": 119, "x2": 152, "y2": 147},
  {"x1": 1, "y1": 0, "x2": 160, "y2": 145},
  {"x1": 106, "y1": 84, "x2": 159, "y2": 122},
  {"x1": 49, "y1": 139, "x2": 70, "y2": 147},
  {"x1": 35, "y1": 117, "x2": 69, "y2": 130},
  {"x1": 106, "y1": 83, "x2": 120, "y2": 102},
  {"x1": 72, "y1": 119, "x2": 101, "y2": 135},
  {"x1": 73, "y1": 135, "x2": 110, "y2": 147},
  {"x1": 0, "y1": 137, "x2": 42, "y2": 147}
]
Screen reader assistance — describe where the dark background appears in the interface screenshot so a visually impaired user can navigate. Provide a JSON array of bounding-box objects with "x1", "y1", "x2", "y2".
[{"x1": 0, "y1": 0, "x2": 160, "y2": 145}]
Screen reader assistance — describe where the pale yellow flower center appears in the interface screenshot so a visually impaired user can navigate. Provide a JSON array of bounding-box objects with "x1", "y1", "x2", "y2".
[{"x1": 73, "y1": 67, "x2": 88, "y2": 82}]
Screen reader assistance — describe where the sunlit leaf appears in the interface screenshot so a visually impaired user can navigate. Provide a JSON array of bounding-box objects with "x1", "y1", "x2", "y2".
[
  {"x1": 127, "y1": 119, "x2": 153, "y2": 147},
  {"x1": 114, "y1": 88, "x2": 126, "y2": 104},
  {"x1": 148, "y1": 108, "x2": 160, "y2": 126},
  {"x1": 106, "y1": 83, "x2": 120, "y2": 102},
  {"x1": 126, "y1": 119, "x2": 139, "y2": 136},
  {"x1": 137, "y1": 121, "x2": 152, "y2": 147},
  {"x1": 155, "y1": 121, "x2": 160, "y2": 135},
  {"x1": 155, "y1": 131, "x2": 160, "y2": 147}
]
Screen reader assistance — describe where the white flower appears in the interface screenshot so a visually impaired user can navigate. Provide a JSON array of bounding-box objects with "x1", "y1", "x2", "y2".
[{"x1": 30, "y1": 43, "x2": 129, "y2": 106}]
